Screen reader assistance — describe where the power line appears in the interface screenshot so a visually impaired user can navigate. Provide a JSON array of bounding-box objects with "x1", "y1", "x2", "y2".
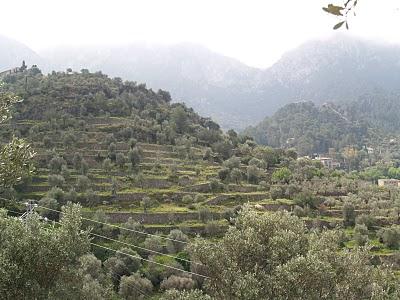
[
  {"x1": 17, "y1": 209, "x2": 191, "y2": 265},
  {"x1": 4, "y1": 207, "x2": 210, "y2": 279},
  {"x1": 90, "y1": 232, "x2": 196, "y2": 265},
  {"x1": 39, "y1": 215, "x2": 198, "y2": 267},
  {"x1": 36, "y1": 205, "x2": 189, "y2": 244},
  {"x1": 17, "y1": 205, "x2": 197, "y2": 265},
  {"x1": 0, "y1": 196, "x2": 13, "y2": 202},
  {"x1": 91, "y1": 242, "x2": 210, "y2": 279},
  {"x1": 4, "y1": 209, "x2": 153, "y2": 299},
  {"x1": 53, "y1": 219, "x2": 202, "y2": 269},
  {"x1": 6, "y1": 209, "x2": 24, "y2": 215}
]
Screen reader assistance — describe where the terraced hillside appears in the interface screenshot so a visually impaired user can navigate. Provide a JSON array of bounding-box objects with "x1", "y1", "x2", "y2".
[
  {"x1": 0, "y1": 68, "x2": 289, "y2": 237},
  {"x1": 8, "y1": 114, "x2": 400, "y2": 270},
  {"x1": 7, "y1": 115, "x2": 281, "y2": 234},
  {"x1": 3, "y1": 68, "x2": 400, "y2": 299}
]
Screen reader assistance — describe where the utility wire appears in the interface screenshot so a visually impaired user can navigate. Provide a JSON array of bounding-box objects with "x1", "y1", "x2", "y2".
[
  {"x1": 15, "y1": 204, "x2": 196, "y2": 265},
  {"x1": 0, "y1": 196, "x2": 14, "y2": 202},
  {"x1": 51, "y1": 218, "x2": 203, "y2": 268},
  {"x1": 5, "y1": 208, "x2": 153, "y2": 299},
  {"x1": 17, "y1": 210, "x2": 193, "y2": 265},
  {"x1": 51, "y1": 219, "x2": 200, "y2": 268},
  {"x1": 6, "y1": 209, "x2": 24, "y2": 215},
  {"x1": 91, "y1": 242, "x2": 210, "y2": 279},
  {"x1": 90, "y1": 232, "x2": 197, "y2": 265},
  {"x1": 36, "y1": 205, "x2": 189, "y2": 244},
  {"x1": 5, "y1": 207, "x2": 210, "y2": 279}
]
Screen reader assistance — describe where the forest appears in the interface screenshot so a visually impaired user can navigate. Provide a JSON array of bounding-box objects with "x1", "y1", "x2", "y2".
[
  {"x1": 244, "y1": 97, "x2": 400, "y2": 159},
  {"x1": 2, "y1": 67, "x2": 400, "y2": 299}
]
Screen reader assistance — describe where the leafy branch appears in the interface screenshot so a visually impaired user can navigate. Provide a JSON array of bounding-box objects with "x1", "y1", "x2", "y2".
[
  {"x1": 0, "y1": 82, "x2": 35, "y2": 190},
  {"x1": 323, "y1": 0, "x2": 359, "y2": 30},
  {"x1": 0, "y1": 82, "x2": 21, "y2": 123}
]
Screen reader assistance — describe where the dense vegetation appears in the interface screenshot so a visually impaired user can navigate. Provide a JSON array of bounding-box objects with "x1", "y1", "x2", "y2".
[
  {"x1": 345, "y1": 92, "x2": 400, "y2": 133},
  {"x1": 2, "y1": 68, "x2": 400, "y2": 299},
  {"x1": 2, "y1": 67, "x2": 227, "y2": 148},
  {"x1": 243, "y1": 101, "x2": 368, "y2": 155},
  {"x1": 244, "y1": 97, "x2": 400, "y2": 158}
]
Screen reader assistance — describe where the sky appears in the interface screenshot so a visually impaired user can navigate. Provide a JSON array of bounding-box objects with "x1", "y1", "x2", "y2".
[{"x1": 1, "y1": 0, "x2": 400, "y2": 68}]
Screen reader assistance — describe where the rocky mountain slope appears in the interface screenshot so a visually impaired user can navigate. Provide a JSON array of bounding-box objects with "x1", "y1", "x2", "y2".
[{"x1": 3, "y1": 35, "x2": 400, "y2": 130}]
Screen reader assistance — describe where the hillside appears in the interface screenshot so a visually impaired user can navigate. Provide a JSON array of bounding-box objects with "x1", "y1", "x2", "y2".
[
  {"x1": 244, "y1": 91, "x2": 400, "y2": 157},
  {"x1": 243, "y1": 101, "x2": 370, "y2": 155},
  {"x1": 2, "y1": 67, "x2": 228, "y2": 148},
  {"x1": 345, "y1": 92, "x2": 400, "y2": 133},
  {"x1": 0, "y1": 67, "x2": 300, "y2": 239},
  {"x1": 3, "y1": 68, "x2": 400, "y2": 298}
]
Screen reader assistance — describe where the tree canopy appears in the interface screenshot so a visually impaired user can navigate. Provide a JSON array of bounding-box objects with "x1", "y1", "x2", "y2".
[{"x1": 187, "y1": 206, "x2": 399, "y2": 300}]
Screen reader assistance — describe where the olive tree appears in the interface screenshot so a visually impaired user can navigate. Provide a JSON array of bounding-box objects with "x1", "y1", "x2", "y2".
[
  {"x1": 188, "y1": 206, "x2": 400, "y2": 299},
  {"x1": 119, "y1": 273, "x2": 153, "y2": 300},
  {"x1": 0, "y1": 84, "x2": 35, "y2": 190},
  {"x1": 0, "y1": 204, "x2": 90, "y2": 299},
  {"x1": 166, "y1": 229, "x2": 189, "y2": 254},
  {"x1": 161, "y1": 289, "x2": 212, "y2": 300},
  {"x1": 128, "y1": 147, "x2": 141, "y2": 169}
]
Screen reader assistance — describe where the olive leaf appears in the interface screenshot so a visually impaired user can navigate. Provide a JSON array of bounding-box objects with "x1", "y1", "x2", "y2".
[
  {"x1": 333, "y1": 21, "x2": 345, "y2": 30},
  {"x1": 322, "y1": 4, "x2": 344, "y2": 16}
]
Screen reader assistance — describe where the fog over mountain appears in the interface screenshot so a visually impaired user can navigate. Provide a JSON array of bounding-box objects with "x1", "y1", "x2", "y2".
[
  {"x1": 3, "y1": 35, "x2": 400, "y2": 130},
  {"x1": 262, "y1": 36, "x2": 400, "y2": 106},
  {"x1": 41, "y1": 43, "x2": 264, "y2": 129},
  {"x1": 0, "y1": 35, "x2": 44, "y2": 71}
]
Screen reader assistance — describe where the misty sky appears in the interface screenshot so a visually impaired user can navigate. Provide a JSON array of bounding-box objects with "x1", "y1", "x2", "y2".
[{"x1": 1, "y1": 0, "x2": 400, "y2": 68}]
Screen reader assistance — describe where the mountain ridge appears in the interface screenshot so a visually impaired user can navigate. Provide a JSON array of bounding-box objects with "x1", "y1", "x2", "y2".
[{"x1": 3, "y1": 35, "x2": 400, "y2": 130}]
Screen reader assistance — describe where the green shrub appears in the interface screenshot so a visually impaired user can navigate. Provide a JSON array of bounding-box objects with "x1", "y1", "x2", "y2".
[
  {"x1": 119, "y1": 273, "x2": 153, "y2": 299},
  {"x1": 354, "y1": 224, "x2": 369, "y2": 246},
  {"x1": 160, "y1": 275, "x2": 196, "y2": 291},
  {"x1": 182, "y1": 195, "x2": 193, "y2": 205},
  {"x1": 166, "y1": 230, "x2": 188, "y2": 254},
  {"x1": 343, "y1": 202, "x2": 356, "y2": 227},
  {"x1": 48, "y1": 174, "x2": 65, "y2": 187},
  {"x1": 293, "y1": 205, "x2": 305, "y2": 217},
  {"x1": 378, "y1": 226, "x2": 400, "y2": 249},
  {"x1": 194, "y1": 194, "x2": 206, "y2": 203},
  {"x1": 355, "y1": 214, "x2": 376, "y2": 229},
  {"x1": 198, "y1": 207, "x2": 212, "y2": 223},
  {"x1": 294, "y1": 191, "x2": 322, "y2": 209},
  {"x1": 270, "y1": 186, "x2": 285, "y2": 200}
]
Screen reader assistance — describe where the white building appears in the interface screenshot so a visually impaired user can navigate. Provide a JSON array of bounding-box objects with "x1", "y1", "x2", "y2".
[{"x1": 378, "y1": 179, "x2": 400, "y2": 187}]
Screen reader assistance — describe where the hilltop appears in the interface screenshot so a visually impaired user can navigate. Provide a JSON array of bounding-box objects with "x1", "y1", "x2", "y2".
[{"x1": 41, "y1": 43, "x2": 262, "y2": 129}]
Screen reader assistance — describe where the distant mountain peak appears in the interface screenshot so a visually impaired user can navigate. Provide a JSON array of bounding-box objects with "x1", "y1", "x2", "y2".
[{"x1": 2, "y1": 35, "x2": 400, "y2": 130}]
